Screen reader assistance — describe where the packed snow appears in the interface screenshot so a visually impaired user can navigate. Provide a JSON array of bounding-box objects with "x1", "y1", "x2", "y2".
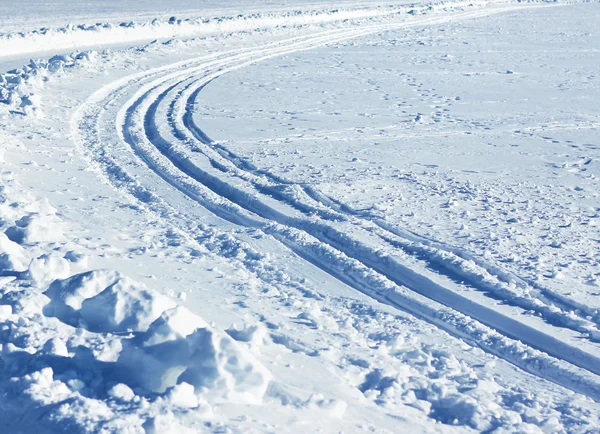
[{"x1": 1, "y1": 0, "x2": 600, "y2": 432}]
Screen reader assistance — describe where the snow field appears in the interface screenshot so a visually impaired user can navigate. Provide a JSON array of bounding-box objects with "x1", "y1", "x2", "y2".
[
  {"x1": 193, "y1": 0, "x2": 600, "y2": 340},
  {"x1": 0, "y1": 2, "x2": 439, "y2": 116},
  {"x1": 84, "y1": 0, "x2": 600, "y2": 393},
  {"x1": 0, "y1": 0, "x2": 554, "y2": 117},
  {"x1": 1, "y1": 0, "x2": 600, "y2": 432}
]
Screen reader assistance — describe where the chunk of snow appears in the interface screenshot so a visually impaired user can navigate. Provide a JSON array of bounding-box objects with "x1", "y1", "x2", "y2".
[
  {"x1": 167, "y1": 382, "x2": 198, "y2": 408},
  {"x1": 117, "y1": 306, "x2": 271, "y2": 403},
  {"x1": 27, "y1": 253, "x2": 71, "y2": 285},
  {"x1": 14, "y1": 367, "x2": 72, "y2": 406},
  {"x1": 107, "y1": 383, "x2": 136, "y2": 402},
  {"x1": 5, "y1": 212, "x2": 65, "y2": 244},
  {"x1": 44, "y1": 269, "x2": 176, "y2": 333},
  {"x1": 0, "y1": 304, "x2": 12, "y2": 319},
  {"x1": 41, "y1": 337, "x2": 69, "y2": 357},
  {"x1": 0, "y1": 232, "x2": 28, "y2": 272}
]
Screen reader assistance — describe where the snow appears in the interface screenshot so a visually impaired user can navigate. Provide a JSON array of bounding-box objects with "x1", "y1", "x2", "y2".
[
  {"x1": 0, "y1": 170, "x2": 272, "y2": 431},
  {"x1": 5, "y1": 212, "x2": 65, "y2": 244},
  {"x1": 0, "y1": 3, "x2": 440, "y2": 58},
  {"x1": 107, "y1": 383, "x2": 136, "y2": 402},
  {"x1": 0, "y1": 304, "x2": 12, "y2": 319},
  {"x1": 0, "y1": 232, "x2": 29, "y2": 272},
  {"x1": 27, "y1": 252, "x2": 71, "y2": 285},
  {"x1": 1, "y1": 0, "x2": 600, "y2": 432},
  {"x1": 43, "y1": 269, "x2": 176, "y2": 332},
  {"x1": 117, "y1": 304, "x2": 271, "y2": 400}
]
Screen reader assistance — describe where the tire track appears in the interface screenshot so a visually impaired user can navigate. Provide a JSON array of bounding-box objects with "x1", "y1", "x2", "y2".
[
  {"x1": 177, "y1": 40, "x2": 600, "y2": 335},
  {"x1": 151, "y1": 5, "x2": 600, "y2": 353},
  {"x1": 72, "y1": 2, "x2": 600, "y2": 401}
]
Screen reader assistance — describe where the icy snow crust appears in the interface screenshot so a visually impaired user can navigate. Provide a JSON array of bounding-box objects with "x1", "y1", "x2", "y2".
[{"x1": 1, "y1": 0, "x2": 600, "y2": 432}]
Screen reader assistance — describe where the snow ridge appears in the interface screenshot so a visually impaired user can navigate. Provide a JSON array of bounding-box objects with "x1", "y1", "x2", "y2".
[{"x1": 0, "y1": 2, "x2": 480, "y2": 58}]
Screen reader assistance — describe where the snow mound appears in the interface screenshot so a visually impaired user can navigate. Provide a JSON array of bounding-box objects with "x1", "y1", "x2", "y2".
[
  {"x1": 0, "y1": 169, "x2": 274, "y2": 432},
  {"x1": 42, "y1": 270, "x2": 271, "y2": 404},
  {"x1": 117, "y1": 305, "x2": 271, "y2": 403},
  {"x1": 0, "y1": 232, "x2": 28, "y2": 272},
  {"x1": 27, "y1": 252, "x2": 71, "y2": 285},
  {"x1": 44, "y1": 269, "x2": 176, "y2": 333},
  {"x1": 5, "y1": 212, "x2": 65, "y2": 244},
  {"x1": 226, "y1": 322, "x2": 270, "y2": 352}
]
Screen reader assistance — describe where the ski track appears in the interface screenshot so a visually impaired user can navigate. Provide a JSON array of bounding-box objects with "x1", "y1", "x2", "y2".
[{"x1": 71, "y1": 2, "x2": 600, "y2": 401}]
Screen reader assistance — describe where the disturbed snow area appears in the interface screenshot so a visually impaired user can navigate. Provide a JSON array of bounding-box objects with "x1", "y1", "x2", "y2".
[
  {"x1": 1, "y1": 0, "x2": 600, "y2": 433},
  {"x1": 198, "y1": 4, "x2": 600, "y2": 308}
]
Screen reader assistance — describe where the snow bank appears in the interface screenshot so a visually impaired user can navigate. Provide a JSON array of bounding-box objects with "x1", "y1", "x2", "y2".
[
  {"x1": 0, "y1": 5, "x2": 412, "y2": 59},
  {"x1": 0, "y1": 52, "x2": 98, "y2": 116}
]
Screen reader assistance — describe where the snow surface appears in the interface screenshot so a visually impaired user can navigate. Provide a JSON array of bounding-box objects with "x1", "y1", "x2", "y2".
[{"x1": 1, "y1": 0, "x2": 600, "y2": 432}]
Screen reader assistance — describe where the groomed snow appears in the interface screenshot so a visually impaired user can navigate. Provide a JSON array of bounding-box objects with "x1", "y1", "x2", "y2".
[{"x1": 1, "y1": 0, "x2": 600, "y2": 432}]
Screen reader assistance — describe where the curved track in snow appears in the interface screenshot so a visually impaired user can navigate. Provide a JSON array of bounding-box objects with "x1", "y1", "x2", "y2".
[{"x1": 72, "y1": 2, "x2": 600, "y2": 401}]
